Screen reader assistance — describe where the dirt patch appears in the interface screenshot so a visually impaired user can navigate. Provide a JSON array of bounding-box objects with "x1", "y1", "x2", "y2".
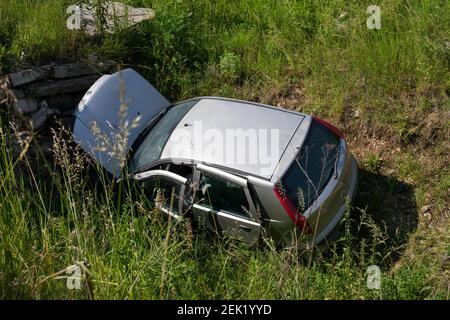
[
  {"x1": 417, "y1": 111, "x2": 450, "y2": 149},
  {"x1": 267, "y1": 84, "x2": 448, "y2": 241},
  {"x1": 269, "y1": 85, "x2": 306, "y2": 110}
]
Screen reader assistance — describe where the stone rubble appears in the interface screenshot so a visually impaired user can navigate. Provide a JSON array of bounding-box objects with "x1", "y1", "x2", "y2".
[
  {"x1": 1, "y1": 59, "x2": 117, "y2": 133},
  {"x1": 77, "y1": 1, "x2": 155, "y2": 36}
]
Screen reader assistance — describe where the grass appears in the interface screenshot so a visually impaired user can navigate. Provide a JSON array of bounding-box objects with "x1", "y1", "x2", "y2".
[
  {"x1": 366, "y1": 154, "x2": 383, "y2": 174},
  {"x1": 0, "y1": 0, "x2": 449, "y2": 299}
]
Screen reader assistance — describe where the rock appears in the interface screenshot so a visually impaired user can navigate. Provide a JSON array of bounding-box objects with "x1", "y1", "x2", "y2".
[
  {"x1": 95, "y1": 60, "x2": 117, "y2": 73},
  {"x1": 30, "y1": 101, "x2": 55, "y2": 131},
  {"x1": 52, "y1": 63, "x2": 95, "y2": 79},
  {"x1": 421, "y1": 204, "x2": 429, "y2": 211},
  {"x1": 9, "y1": 89, "x2": 25, "y2": 101},
  {"x1": 338, "y1": 12, "x2": 348, "y2": 19},
  {"x1": 336, "y1": 12, "x2": 349, "y2": 32},
  {"x1": 24, "y1": 75, "x2": 99, "y2": 97},
  {"x1": 8, "y1": 66, "x2": 51, "y2": 87},
  {"x1": 46, "y1": 93, "x2": 84, "y2": 113},
  {"x1": 85, "y1": 56, "x2": 117, "y2": 73},
  {"x1": 77, "y1": 1, "x2": 155, "y2": 36},
  {"x1": 14, "y1": 98, "x2": 38, "y2": 115},
  {"x1": 9, "y1": 133, "x2": 25, "y2": 159}
]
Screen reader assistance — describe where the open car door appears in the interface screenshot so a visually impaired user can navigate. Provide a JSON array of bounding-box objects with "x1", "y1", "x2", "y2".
[
  {"x1": 193, "y1": 164, "x2": 261, "y2": 245},
  {"x1": 134, "y1": 170, "x2": 188, "y2": 219}
]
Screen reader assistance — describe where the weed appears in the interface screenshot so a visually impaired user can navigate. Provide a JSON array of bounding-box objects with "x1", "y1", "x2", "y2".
[
  {"x1": 366, "y1": 154, "x2": 382, "y2": 174},
  {"x1": 219, "y1": 52, "x2": 240, "y2": 81}
]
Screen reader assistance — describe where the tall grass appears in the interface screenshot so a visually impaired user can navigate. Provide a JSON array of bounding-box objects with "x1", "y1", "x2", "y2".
[
  {"x1": 101, "y1": 0, "x2": 449, "y2": 120},
  {"x1": 1, "y1": 0, "x2": 448, "y2": 120},
  {"x1": 0, "y1": 119, "x2": 445, "y2": 299}
]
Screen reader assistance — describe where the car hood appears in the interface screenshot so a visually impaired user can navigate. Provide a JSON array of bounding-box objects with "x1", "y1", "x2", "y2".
[{"x1": 72, "y1": 68, "x2": 170, "y2": 177}]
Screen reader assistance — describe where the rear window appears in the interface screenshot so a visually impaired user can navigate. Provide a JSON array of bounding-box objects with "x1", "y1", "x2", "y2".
[{"x1": 280, "y1": 119, "x2": 340, "y2": 211}]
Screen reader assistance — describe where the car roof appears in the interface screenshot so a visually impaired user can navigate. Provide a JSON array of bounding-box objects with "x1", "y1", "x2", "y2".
[{"x1": 159, "y1": 97, "x2": 307, "y2": 179}]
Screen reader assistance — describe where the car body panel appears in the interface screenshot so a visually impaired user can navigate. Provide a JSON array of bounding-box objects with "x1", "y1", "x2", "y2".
[
  {"x1": 160, "y1": 98, "x2": 304, "y2": 179},
  {"x1": 73, "y1": 68, "x2": 170, "y2": 177},
  {"x1": 192, "y1": 204, "x2": 261, "y2": 245},
  {"x1": 192, "y1": 163, "x2": 261, "y2": 244},
  {"x1": 310, "y1": 153, "x2": 359, "y2": 243},
  {"x1": 246, "y1": 175, "x2": 290, "y2": 244}
]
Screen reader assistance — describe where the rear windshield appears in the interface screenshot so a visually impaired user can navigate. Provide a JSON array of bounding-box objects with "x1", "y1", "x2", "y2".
[{"x1": 281, "y1": 119, "x2": 340, "y2": 212}]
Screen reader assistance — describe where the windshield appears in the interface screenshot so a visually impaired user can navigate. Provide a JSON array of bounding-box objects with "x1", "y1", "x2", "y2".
[
  {"x1": 130, "y1": 100, "x2": 198, "y2": 171},
  {"x1": 280, "y1": 119, "x2": 340, "y2": 212}
]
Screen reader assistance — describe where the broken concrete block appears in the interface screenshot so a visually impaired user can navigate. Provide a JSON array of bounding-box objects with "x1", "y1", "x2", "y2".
[
  {"x1": 8, "y1": 67, "x2": 51, "y2": 87},
  {"x1": 14, "y1": 98, "x2": 38, "y2": 115},
  {"x1": 76, "y1": 1, "x2": 155, "y2": 36},
  {"x1": 24, "y1": 75, "x2": 99, "y2": 97},
  {"x1": 30, "y1": 101, "x2": 55, "y2": 131},
  {"x1": 96, "y1": 60, "x2": 117, "y2": 73},
  {"x1": 46, "y1": 93, "x2": 84, "y2": 113},
  {"x1": 86, "y1": 54, "x2": 117, "y2": 73},
  {"x1": 52, "y1": 63, "x2": 95, "y2": 79},
  {"x1": 10, "y1": 89, "x2": 25, "y2": 101}
]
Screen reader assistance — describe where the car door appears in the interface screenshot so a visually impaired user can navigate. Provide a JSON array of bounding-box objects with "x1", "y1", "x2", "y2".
[
  {"x1": 133, "y1": 170, "x2": 188, "y2": 219},
  {"x1": 192, "y1": 164, "x2": 261, "y2": 245}
]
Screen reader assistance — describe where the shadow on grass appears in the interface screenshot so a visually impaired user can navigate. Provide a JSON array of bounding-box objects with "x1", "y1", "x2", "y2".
[{"x1": 351, "y1": 168, "x2": 419, "y2": 266}]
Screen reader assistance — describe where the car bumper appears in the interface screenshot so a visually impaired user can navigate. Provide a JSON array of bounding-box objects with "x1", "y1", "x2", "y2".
[{"x1": 312, "y1": 153, "x2": 359, "y2": 244}]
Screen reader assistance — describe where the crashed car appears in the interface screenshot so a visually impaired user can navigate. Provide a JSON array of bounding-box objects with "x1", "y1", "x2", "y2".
[{"x1": 73, "y1": 68, "x2": 359, "y2": 247}]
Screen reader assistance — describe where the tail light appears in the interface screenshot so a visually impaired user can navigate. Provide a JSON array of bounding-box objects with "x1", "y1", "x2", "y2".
[
  {"x1": 314, "y1": 116, "x2": 344, "y2": 138},
  {"x1": 274, "y1": 186, "x2": 311, "y2": 233}
]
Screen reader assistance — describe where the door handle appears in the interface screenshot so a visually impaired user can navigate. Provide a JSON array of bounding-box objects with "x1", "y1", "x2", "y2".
[{"x1": 239, "y1": 225, "x2": 251, "y2": 232}]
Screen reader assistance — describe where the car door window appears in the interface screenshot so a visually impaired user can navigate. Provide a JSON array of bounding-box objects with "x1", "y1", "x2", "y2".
[
  {"x1": 143, "y1": 177, "x2": 182, "y2": 213},
  {"x1": 199, "y1": 173, "x2": 250, "y2": 218}
]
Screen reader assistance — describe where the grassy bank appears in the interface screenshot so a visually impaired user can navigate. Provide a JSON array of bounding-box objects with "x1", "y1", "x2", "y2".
[{"x1": 0, "y1": 0, "x2": 449, "y2": 299}]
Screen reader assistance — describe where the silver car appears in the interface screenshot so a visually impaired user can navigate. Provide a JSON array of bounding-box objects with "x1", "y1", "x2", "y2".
[{"x1": 73, "y1": 69, "x2": 359, "y2": 247}]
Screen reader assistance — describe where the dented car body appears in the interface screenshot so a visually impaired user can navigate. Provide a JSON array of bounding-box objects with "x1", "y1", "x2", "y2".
[{"x1": 73, "y1": 69, "x2": 359, "y2": 247}]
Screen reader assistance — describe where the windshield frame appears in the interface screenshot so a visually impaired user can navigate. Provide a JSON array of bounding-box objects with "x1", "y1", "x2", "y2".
[{"x1": 126, "y1": 99, "x2": 199, "y2": 173}]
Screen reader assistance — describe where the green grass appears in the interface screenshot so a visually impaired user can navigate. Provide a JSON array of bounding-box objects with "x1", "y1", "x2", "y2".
[
  {"x1": 0, "y1": 0, "x2": 449, "y2": 299},
  {"x1": 1, "y1": 0, "x2": 448, "y2": 117},
  {"x1": 0, "y1": 132, "x2": 443, "y2": 299}
]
